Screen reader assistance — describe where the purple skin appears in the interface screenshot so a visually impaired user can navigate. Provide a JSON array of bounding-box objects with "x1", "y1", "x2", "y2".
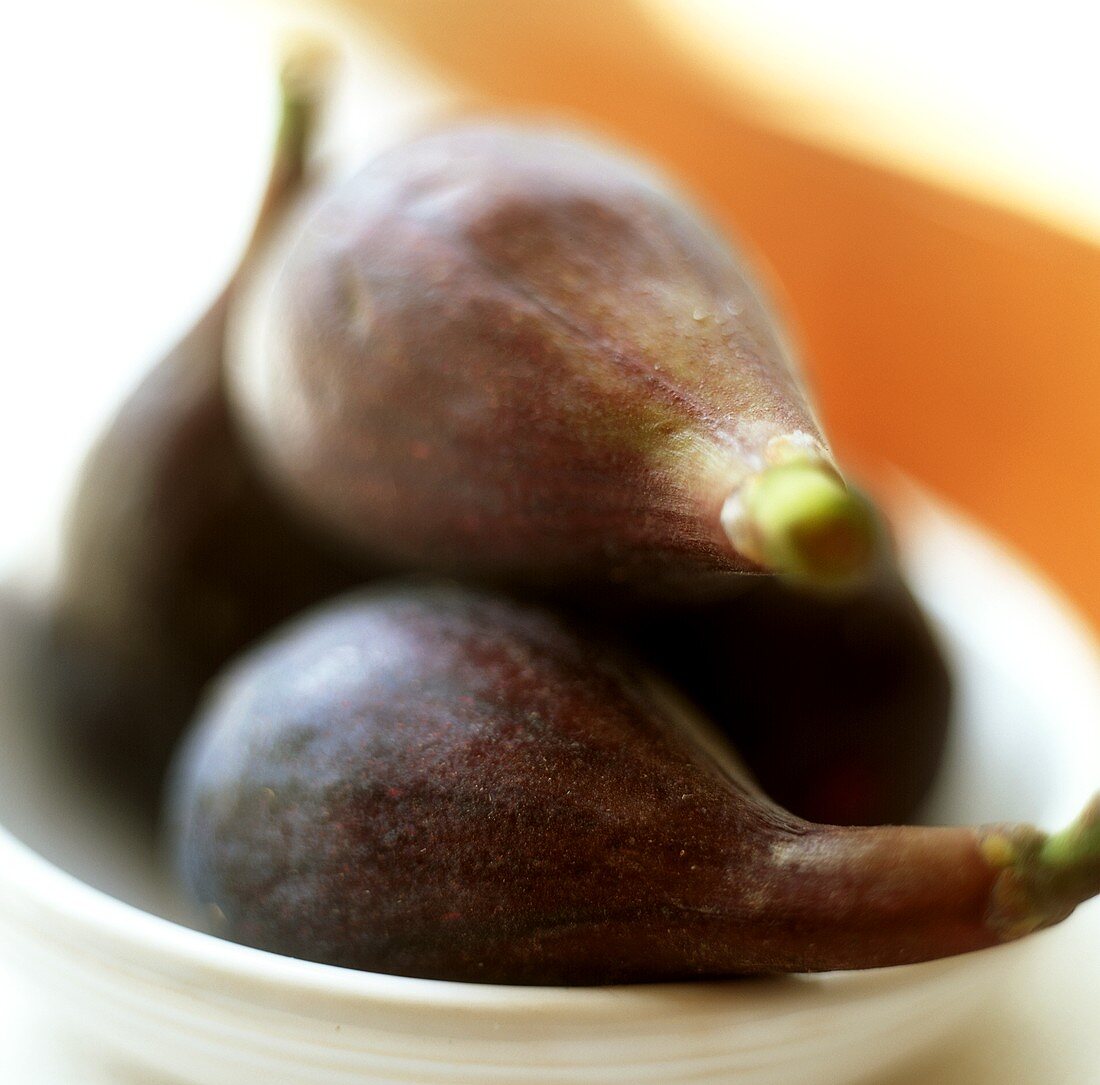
[
  {"x1": 228, "y1": 121, "x2": 874, "y2": 598},
  {"x1": 610, "y1": 547, "x2": 953, "y2": 827},
  {"x1": 167, "y1": 585, "x2": 1100, "y2": 986},
  {"x1": 48, "y1": 330, "x2": 363, "y2": 808}
]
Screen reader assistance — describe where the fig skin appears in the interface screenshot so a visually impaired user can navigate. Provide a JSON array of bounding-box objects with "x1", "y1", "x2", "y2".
[
  {"x1": 48, "y1": 325, "x2": 362, "y2": 805},
  {"x1": 167, "y1": 584, "x2": 1099, "y2": 986},
  {"x1": 46, "y1": 52, "x2": 363, "y2": 806},
  {"x1": 229, "y1": 121, "x2": 874, "y2": 598},
  {"x1": 613, "y1": 544, "x2": 953, "y2": 826}
]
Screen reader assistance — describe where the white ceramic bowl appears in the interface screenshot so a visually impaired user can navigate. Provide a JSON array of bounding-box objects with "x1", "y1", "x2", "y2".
[{"x1": 1, "y1": 495, "x2": 1099, "y2": 1085}]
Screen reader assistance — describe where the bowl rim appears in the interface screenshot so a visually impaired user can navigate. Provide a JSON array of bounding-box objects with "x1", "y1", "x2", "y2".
[{"x1": 7, "y1": 808, "x2": 976, "y2": 1022}]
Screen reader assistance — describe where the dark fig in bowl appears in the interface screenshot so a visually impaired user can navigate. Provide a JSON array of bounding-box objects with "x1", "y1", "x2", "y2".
[
  {"x1": 614, "y1": 523, "x2": 953, "y2": 826},
  {"x1": 46, "y1": 51, "x2": 363, "y2": 807},
  {"x1": 228, "y1": 121, "x2": 875, "y2": 598},
  {"x1": 166, "y1": 584, "x2": 1100, "y2": 985}
]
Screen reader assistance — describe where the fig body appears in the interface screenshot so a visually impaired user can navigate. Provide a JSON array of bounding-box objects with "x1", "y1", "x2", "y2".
[
  {"x1": 230, "y1": 121, "x2": 874, "y2": 596},
  {"x1": 618, "y1": 550, "x2": 953, "y2": 826},
  {"x1": 168, "y1": 585, "x2": 1099, "y2": 985},
  {"x1": 49, "y1": 330, "x2": 361, "y2": 803}
]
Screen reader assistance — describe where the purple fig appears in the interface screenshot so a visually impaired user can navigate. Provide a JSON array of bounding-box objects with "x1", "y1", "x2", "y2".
[
  {"x1": 612, "y1": 523, "x2": 953, "y2": 826},
  {"x1": 167, "y1": 584, "x2": 1099, "y2": 985},
  {"x1": 46, "y1": 50, "x2": 363, "y2": 806},
  {"x1": 228, "y1": 121, "x2": 875, "y2": 597}
]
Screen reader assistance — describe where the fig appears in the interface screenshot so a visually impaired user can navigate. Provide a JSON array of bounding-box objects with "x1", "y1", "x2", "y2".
[
  {"x1": 615, "y1": 526, "x2": 953, "y2": 825},
  {"x1": 47, "y1": 50, "x2": 362, "y2": 806},
  {"x1": 167, "y1": 584, "x2": 1100, "y2": 985},
  {"x1": 228, "y1": 121, "x2": 875, "y2": 597}
]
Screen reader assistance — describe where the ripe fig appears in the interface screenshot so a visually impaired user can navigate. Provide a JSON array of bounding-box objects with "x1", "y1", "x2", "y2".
[
  {"x1": 614, "y1": 527, "x2": 953, "y2": 826},
  {"x1": 167, "y1": 584, "x2": 1100, "y2": 985},
  {"x1": 228, "y1": 121, "x2": 875, "y2": 597},
  {"x1": 47, "y1": 51, "x2": 362, "y2": 807}
]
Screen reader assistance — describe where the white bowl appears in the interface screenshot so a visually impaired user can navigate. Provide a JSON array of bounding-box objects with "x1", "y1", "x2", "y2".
[{"x1": 1, "y1": 495, "x2": 1098, "y2": 1085}]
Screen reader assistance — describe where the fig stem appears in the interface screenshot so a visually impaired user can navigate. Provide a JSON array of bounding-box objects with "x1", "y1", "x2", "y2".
[
  {"x1": 249, "y1": 42, "x2": 332, "y2": 256},
  {"x1": 724, "y1": 461, "x2": 876, "y2": 584},
  {"x1": 751, "y1": 795, "x2": 1100, "y2": 973},
  {"x1": 983, "y1": 795, "x2": 1100, "y2": 939},
  {"x1": 1040, "y1": 796, "x2": 1100, "y2": 871}
]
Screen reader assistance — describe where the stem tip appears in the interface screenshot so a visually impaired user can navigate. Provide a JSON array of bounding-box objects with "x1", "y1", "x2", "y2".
[{"x1": 723, "y1": 462, "x2": 877, "y2": 585}]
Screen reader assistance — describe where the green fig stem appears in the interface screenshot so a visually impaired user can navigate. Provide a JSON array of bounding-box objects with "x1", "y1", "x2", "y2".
[
  {"x1": 983, "y1": 795, "x2": 1100, "y2": 940},
  {"x1": 1040, "y1": 796, "x2": 1100, "y2": 870},
  {"x1": 723, "y1": 461, "x2": 877, "y2": 584}
]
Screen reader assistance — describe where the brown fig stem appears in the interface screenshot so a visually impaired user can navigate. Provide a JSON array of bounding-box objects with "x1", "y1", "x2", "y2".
[
  {"x1": 722, "y1": 460, "x2": 877, "y2": 584},
  {"x1": 754, "y1": 795, "x2": 1100, "y2": 973}
]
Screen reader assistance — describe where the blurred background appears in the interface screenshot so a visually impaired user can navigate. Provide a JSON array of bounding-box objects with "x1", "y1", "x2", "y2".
[{"x1": 3, "y1": 0, "x2": 1100, "y2": 625}]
